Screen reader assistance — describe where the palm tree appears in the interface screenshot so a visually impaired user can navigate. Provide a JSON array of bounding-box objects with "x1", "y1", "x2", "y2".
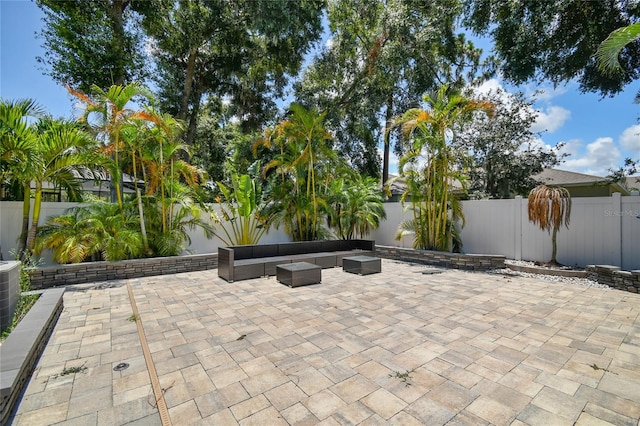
[
  {"x1": 26, "y1": 118, "x2": 107, "y2": 251},
  {"x1": 120, "y1": 120, "x2": 151, "y2": 253},
  {"x1": 391, "y1": 85, "x2": 493, "y2": 251},
  {"x1": 326, "y1": 173, "x2": 386, "y2": 240},
  {"x1": 0, "y1": 98, "x2": 43, "y2": 256},
  {"x1": 129, "y1": 107, "x2": 185, "y2": 234},
  {"x1": 67, "y1": 83, "x2": 152, "y2": 212},
  {"x1": 528, "y1": 184, "x2": 571, "y2": 266},
  {"x1": 144, "y1": 182, "x2": 214, "y2": 257},
  {"x1": 0, "y1": 99, "x2": 43, "y2": 169},
  {"x1": 258, "y1": 103, "x2": 335, "y2": 241},
  {"x1": 596, "y1": 23, "x2": 640, "y2": 75},
  {"x1": 36, "y1": 200, "x2": 143, "y2": 263},
  {"x1": 596, "y1": 23, "x2": 640, "y2": 103}
]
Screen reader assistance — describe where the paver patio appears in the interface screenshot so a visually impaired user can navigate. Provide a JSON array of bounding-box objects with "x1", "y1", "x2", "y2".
[{"x1": 10, "y1": 259, "x2": 640, "y2": 425}]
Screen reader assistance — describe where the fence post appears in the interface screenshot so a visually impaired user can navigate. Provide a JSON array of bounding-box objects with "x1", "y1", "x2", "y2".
[
  {"x1": 515, "y1": 196, "x2": 523, "y2": 260},
  {"x1": 611, "y1": 192, "x2": 622, "y2": 267}
]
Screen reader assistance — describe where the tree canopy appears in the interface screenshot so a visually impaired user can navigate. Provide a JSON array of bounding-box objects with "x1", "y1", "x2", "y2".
[
  {"x1": 142, "y1": 0, "x2": 324, "y2": 141},
  {"x1": 295, "y1": 0, "x2": 490, "y2": 182},
  {"x1": 36, "y1": 0, "x2": 324, "y2": 151},
  {"x1": 455, "y1": 89, "x2": 563, "y2": 199},
  {"x1": 463, "y1": 0, "x2": 640, "y2": 96},
  {"x1": 36, "y1": 0, "x2": 151, "y2": 92}
]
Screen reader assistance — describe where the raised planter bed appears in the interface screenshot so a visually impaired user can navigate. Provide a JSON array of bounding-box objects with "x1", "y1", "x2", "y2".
[
  {"x1": 586, "y1": 265, "x2": 640, "y2": 293},
  {"x1": 29, "y1": 253, "x2": 218, "y2": 290},
  {"x1": 0, "y1": 288, "x2": 65, "y2": 425},
  {"x1": 375, "y1": 245, "x2": 505, "y2": 271}
]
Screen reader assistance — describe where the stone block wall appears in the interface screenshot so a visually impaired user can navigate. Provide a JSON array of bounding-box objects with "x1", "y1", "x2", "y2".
[
  {"x1": 28, "y1": 247, "x2": 507, "y2": 289},
  {"x1": 586, "y1": 265, "x2": 640, "y2": 294},
  {"x1": 375, "y1": 245, "x2": 505, "y2": 271},
  {"x1": 29, "y1": 254, "x2": 218, "y2": 289},
  {"x1": 0, "y1": 261, "x2": 21, "y2": 332}
]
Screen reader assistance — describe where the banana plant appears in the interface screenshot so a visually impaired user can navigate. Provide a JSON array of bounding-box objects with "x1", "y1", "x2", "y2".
[{"x1": 211, "y1": 171, "x2": 274, "y2": 246}]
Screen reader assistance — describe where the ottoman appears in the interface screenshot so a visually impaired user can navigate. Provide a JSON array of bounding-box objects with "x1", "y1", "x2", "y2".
[
  {"x1": 342, "y1": 255, "x2": 381, "y2": 275},
  {"x1": 276, "y1": 262, "x2": 321, "y2": 287}
]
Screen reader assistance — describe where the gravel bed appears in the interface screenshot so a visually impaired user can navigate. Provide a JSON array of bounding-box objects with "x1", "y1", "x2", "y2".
[
  {"x1": 490, "y1": 259, "x2": 610, "y2": 289},
  {"x1": 505, "y1": 259, "x2": 581, "y2": 270}
]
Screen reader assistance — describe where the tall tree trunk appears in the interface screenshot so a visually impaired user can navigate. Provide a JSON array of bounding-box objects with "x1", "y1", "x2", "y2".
[
  {"x1": 26, "y1": 183, "x2": 43, "y2": 252},
  {"x1": 178, "y1": 47, "x2": 198, "y2": 121},
  {"x1": 184, "y1": 85, "x2": 203, "y2": 152},
  {"x1": 18, "y1": 181, "x2": 31, "y2": 254},
  {"x1": 108, "y1": 0, "x2": 129, "y2": 87},
  {"x1": 551, "y1": 226, "x2": 558, "y2": 264},
  {"x1": 382, "y1": 95, "x2": 393, "y2": 187},
  {"x1": 132, "y1": 154, "x2": 149, "y2": 253}
]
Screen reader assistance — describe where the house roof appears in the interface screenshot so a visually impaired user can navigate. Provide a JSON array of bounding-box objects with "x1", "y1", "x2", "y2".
[
  {"x1": 627, "y1": 175, "x2": 640, "y2": 191},
  {"x1": 386, "y1": 168, "x2": 635, "y2": 198},
  {"x1": 534, "y1": 168, "x2": 607, "y2": 186},
  {"x1": 533, "y1": 168, "x2": 630, "y2": 195}
]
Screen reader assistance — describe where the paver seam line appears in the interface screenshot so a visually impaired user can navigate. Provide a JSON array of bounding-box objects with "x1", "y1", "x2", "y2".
[{"x1": 126, "y1": 280, "x2": 172, "y2": 426}]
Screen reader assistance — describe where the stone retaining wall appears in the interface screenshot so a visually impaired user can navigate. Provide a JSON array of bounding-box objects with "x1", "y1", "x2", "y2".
[
  {"x1": 586, "y1": 265, "x2": 640, "y2": 294},
  {"x1": 375, "y1": 245, "x2": 505, "y2": 271},
  {"x1": 28, "y1": 246, "x2": 506, "y2": 289},
  {"x1": 28, "y1": 254, "x2": 218, "y2": 289}
]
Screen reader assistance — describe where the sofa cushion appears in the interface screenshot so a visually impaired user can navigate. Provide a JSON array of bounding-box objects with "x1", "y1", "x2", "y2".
[
  {"x1": 320, "y1": 240, "x2": 343, "y2": 252},
  {"x1": 231, "y1": 245, "x2": 253, "y2": 260},
  {"x1": 313, "y1": 253, "x2": 338, "y2": 268},
  {"x1": 252, "y1": 244, "x2": 279, "y2": 258},
  {"x1": 262, "y1": 257, "x2": 293, "y2": 276}
]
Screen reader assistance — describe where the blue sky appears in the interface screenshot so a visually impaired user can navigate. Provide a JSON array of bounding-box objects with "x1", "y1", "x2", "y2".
[{"x1": 2, "y1": 0, "x2": 639, "y2": 177}]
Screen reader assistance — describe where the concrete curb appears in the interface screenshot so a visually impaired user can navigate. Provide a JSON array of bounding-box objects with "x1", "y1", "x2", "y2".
[{"x1": 0, "y1": 288, "x2": 65, "y2": 426}]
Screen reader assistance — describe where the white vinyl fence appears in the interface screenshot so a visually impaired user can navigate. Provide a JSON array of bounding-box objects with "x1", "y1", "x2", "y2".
[
  {"x1": 369, "y1": 193, "x2": 640, "y2": 271},
  {"x1": 1, "y1": 193, "x2": 638, "y2": 270},
  {"x1": 0, "y1": 201, "x2": 288, "y2": 265}
]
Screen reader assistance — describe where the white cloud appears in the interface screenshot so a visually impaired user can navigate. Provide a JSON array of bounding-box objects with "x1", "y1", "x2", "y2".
[
  {"x1": 619, "y1": 124, "x2": 640, "y2": 152},
  {"x1": 471, "y1": 79, "x2": 571, "y2": 135},
  {"x1": 521, "y1": 137, "x2": 555, "y2": 153},
  {"x1": 557, "y1": 138, "x2": 583, "y2": 158},
  {"x1": 473, "y1": 78, "x2": 503, "y2": 97},
  {"x1": 531, "y1": 105, "x2": 571, "y2": 133},
  {"x1": 561, "y1": 137, "x2": 621, "y2": 176},
  {"x1": 526, "y1": 84, "x2": 568, "y2": 102}
]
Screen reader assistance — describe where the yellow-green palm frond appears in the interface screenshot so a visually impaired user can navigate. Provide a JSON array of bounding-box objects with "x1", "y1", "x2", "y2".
[{"x1": 596, "y1": 23, "x2": 640, "y2": 76}]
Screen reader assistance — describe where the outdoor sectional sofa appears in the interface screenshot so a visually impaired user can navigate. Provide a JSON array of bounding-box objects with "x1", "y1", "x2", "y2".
[{"x1": 218, "y1": 239, "x2": 376, "y2": 282}]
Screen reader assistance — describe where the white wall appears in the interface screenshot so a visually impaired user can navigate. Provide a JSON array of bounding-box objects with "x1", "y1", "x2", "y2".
[
  {"x1": 1, "y1": 193, "x2": 638, "y2": 270},
  {"x1": 0, "y1": 201, "x2": 289, "y2": 264},
  {"x1": 187, "y1": 205, "x2": 290, "y2": 254},
  {"x1": 370, "y1": 194, "x2": 639, "y2": 270},
  {"x1": 0, "y1": 201, "x2": 78, "y2": 263}
]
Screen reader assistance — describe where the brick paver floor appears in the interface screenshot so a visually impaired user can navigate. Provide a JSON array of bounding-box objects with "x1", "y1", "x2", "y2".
[{"x1": 11, "y1": 259, "x2": 640, "y2": 425}]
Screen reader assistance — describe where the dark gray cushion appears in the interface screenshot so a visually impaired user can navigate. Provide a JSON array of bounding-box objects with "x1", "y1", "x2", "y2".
[
  {"x1": 253, "y1": 244, "x2": 279, "y2": 258},
  {"x1": 320, "y1": 240, "x2": 343, "y2": 252},
  {"x1": 232, "y1": 245, "x2": 253, "y2": 260},
  {"x1": 278, "y1": 242, "x2": 306, "y2": 255}
]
